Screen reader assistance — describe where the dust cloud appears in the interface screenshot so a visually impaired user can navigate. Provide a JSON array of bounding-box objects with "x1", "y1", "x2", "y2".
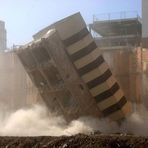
[
  {"x1": 0, "y1": 104, "x2": 148, "y2": 136},
  {"x1": 121, "y1": 104, "x2": 148, "y2": 136},
  {"x1": 0, "y1": 104, "x2": 99, "y2": 136}
]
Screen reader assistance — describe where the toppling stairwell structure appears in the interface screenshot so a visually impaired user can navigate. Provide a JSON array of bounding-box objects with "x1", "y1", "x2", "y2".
[{"x1": 16, "y1": 13, "x2": 132, "y2": 122}]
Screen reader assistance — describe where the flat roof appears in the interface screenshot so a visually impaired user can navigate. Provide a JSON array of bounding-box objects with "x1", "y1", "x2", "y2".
[{"x1": 90, "y1": 18, "x2": 142, "y2": 37}]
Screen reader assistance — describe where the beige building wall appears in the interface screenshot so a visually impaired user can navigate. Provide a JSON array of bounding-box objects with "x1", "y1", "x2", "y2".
[
  {"x1": 142, "y1": 0, "x2": 148, "y2": 38},
  {"x1": 142, "y1": 0, "x2": 148, "y2": 47},
  {"x1": 141, "y1": 50, "x2": 148, "y2": 108},
  {"x1": 142, "y1": 0, "x2": 148, "y2": 107}
]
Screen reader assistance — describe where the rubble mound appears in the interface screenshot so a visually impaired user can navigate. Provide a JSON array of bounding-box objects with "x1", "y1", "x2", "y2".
[{"x1": 0, "y1": 133, "x2": 148, "y2": 148}]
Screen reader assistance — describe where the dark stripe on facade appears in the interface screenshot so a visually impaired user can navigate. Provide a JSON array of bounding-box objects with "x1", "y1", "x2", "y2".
[
  {"x1": 102, "y1": 96, "x2": 127, "y2": 117},
  {"x1": 78, "y1": 55, "x2": 105, "y2": 76},
  {"x1": 63, "y1": 28, "x2": 89, "y2": 47},
  {"x1": 87, "y1": 69, "x2": 112, "y2": 89},
  {"x1": 70, "y1": 42, "x2": 97, "y2": 62},
  {"x1": 95, "y1": 82, "x2": 120, "y2": 103}
]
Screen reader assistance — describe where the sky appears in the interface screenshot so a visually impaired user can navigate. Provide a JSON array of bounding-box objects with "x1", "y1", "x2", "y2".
[{"x1": 0, "y1": 0, "x2": 141, "y2": 48}]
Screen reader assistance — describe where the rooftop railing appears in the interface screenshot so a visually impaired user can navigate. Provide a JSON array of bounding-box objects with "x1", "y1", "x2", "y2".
[{"x1": 93, "y1": 11, "x2": 141, "y2": 22}]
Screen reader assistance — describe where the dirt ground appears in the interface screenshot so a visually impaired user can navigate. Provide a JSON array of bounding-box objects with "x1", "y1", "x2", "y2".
[{"x1": 0, "y1": 133, "x2": 148, "y2": 148}]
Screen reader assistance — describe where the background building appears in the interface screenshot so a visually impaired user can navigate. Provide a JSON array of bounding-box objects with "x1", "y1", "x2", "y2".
[
  {"x1": 89, "y1": 11, "x2": 142, "y2": 110},
  {"x1": 142, "y1": 0, "x2": 148, "y2": 48},
  {"x1": 142, "y1": 0, "x2": 148, "y2": 108},
  {"x1": 0, "y1": 20, "x2": 7, "y2": 51}
]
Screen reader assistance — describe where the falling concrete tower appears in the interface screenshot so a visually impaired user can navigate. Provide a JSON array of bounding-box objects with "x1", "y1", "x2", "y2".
[
  {"x1": 17, "y1": 13, "x2": 132, "y2": 122},
  {"x1": 0, "y1": 20, "x2": 7, "y2": 51}
]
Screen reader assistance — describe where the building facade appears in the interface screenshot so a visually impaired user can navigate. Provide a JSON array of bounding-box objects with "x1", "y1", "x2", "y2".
[
  {"x1": 142, "y1": 0, "x2": 148, "y2": 108},
  {"x1": 142, "y1": 0, "x2": 148, "y2": 48},
  {"x1": 0, "y1": 20, "x2": 7, "y2": 50}
]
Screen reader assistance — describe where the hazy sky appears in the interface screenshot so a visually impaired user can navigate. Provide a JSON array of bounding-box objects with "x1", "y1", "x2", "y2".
[{"x1": 0, "y1": 0, "x2": 141, "y2": 47}]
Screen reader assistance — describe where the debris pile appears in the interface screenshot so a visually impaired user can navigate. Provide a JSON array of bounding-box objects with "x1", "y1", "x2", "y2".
[{"x1": 1, "y1": 134, "x2": 148, "y2": 148}]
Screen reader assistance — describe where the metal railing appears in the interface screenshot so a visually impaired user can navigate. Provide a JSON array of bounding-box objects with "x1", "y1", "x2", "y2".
[{"x1": 93, "y1": 11, "x2": 141, "y2": 22}]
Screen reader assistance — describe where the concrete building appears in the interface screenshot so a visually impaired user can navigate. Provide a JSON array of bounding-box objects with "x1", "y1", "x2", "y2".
[
  {"x1": 142, "y1": 0, "x2": 148, "y2": 48},
  {"x1": 17, "y1": 13, "x2": 132, "y2": 122},
  {"x1": 141, "y1": 0, "x2": 148, "y2": 108},
  {"x1": 0, "y1": 20, "x2": 7, "y2": 51}
]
